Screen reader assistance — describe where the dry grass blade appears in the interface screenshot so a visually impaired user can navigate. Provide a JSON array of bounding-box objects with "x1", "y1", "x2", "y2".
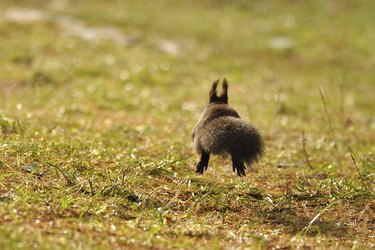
[
  {"x1": 303, "y1": 201, "x2": 337, "y2": 233},
  {"x1": 350, "y1": 153, "x2": 368, "y2": 191},
  {"x1": 318, "y1": 87, "x2": 336, "y2": 145},
  {"x1": 301, "y1": 131, "x2": 314, "y2": 169}
]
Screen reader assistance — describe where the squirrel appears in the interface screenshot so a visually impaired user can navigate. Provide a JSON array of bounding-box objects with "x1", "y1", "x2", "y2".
[{"x1": 192, "y1": 78, "x2": 263, "y2": 176}]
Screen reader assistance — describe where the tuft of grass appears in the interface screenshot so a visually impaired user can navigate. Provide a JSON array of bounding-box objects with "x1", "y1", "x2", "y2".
[{"x1": 0, "y1": 114, "x2": 24, "y2": 136}]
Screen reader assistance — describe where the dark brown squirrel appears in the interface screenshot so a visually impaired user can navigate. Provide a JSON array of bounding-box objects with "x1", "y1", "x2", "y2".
[{"x1": 192, "y1": 78, "x2": 263, "y2": 176}]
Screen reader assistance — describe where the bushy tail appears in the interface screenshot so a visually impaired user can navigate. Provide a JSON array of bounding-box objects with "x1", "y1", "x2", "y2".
[{"x1": 238, "y1": 127, "x2": 263, "y2": 165}]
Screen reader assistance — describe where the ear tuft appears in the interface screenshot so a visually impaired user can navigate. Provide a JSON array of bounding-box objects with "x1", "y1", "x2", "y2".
[
  {"x1": 222, "y1": 78, "x2": 228, "y2": 90},
  {"x1": 209, "y1": 79, "x2": 219, "y2": 101},
  {"x1": 220, "y1": 78, "x2": 228, "y2": 103}
]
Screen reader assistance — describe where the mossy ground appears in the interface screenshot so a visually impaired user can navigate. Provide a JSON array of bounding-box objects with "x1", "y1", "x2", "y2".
[{"x1": 0, "y1": 0, "x2": 374, "y2": 249}]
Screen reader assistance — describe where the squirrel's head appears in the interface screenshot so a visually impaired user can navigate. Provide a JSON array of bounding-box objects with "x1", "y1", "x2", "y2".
[{"x1": 209, "y1": 78, "x2": 228, "y2": 104}]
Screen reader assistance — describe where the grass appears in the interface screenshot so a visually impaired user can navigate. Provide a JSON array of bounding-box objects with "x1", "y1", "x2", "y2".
[{"x1": 0, "y1": 0, "x2": 374, "y2": 249}]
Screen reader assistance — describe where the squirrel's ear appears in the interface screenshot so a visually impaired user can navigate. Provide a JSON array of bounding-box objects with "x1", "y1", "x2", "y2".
[
  {"x1": 209, "y1": 79, "x2": 219, "y2": 100},
  {"x1": 220, "y1": 78, "x2": 228, "y2": 103}
]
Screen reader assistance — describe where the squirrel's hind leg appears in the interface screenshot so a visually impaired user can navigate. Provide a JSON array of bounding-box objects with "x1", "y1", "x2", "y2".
[
  {"x1": 196, "y1": 152, "x2": 210, "y2": 174},
  {"x1": 232, "y1": 156, "x2": 246, "y2": 177}
]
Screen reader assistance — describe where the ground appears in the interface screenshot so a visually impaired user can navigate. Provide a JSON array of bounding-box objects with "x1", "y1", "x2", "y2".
[{"x1": 0, "y1": 0, "x2": 374, "y2": 249}]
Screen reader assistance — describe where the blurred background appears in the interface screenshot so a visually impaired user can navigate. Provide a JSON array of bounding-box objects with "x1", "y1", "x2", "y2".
[{"x1": 1, "y1": 0, "x2": 374, "y2": 167}]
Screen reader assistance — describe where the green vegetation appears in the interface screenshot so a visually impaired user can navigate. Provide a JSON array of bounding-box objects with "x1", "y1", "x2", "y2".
[{"x1": 0, "y1": 0, "x2": 374, "y2": 249}]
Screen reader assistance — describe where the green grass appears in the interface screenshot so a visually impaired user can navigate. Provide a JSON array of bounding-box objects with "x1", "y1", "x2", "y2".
[{"x1": 0, "y1": 0, "x2": 374, "y2": 249}]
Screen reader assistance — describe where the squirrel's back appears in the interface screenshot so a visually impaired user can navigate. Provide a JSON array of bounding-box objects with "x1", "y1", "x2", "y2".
[{"x1": 193, "y1": 110, "x2": 263, "y2": 164}]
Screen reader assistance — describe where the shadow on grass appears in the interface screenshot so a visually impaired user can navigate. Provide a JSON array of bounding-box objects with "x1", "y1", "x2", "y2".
[{"x1": 258, "y1": 208, "x2": 349, "y2": 237}]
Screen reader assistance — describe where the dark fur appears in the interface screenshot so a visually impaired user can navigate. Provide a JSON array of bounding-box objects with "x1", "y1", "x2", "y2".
[{"x1": 192, "y1": 79, "x2": 263, "y2": 176}]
